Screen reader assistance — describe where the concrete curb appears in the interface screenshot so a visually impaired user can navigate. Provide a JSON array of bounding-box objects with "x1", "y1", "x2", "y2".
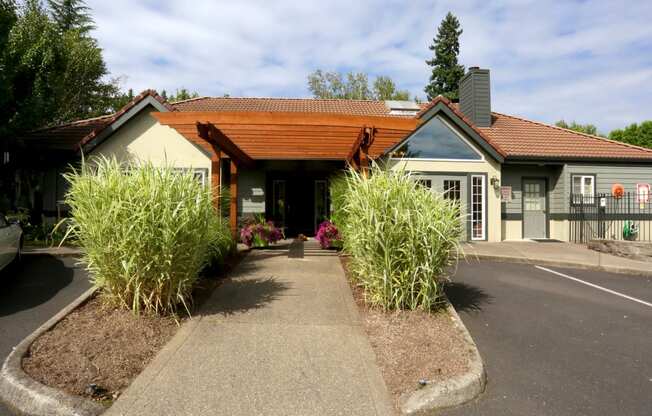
[
  {"x1": 399, "y1": 300, "x2": 486, "y2": 415},
  {"x1": 22, "y1": 246, "x2": 82, "y2": 258},
  {"x1": 469, "y1": 254, "x2": 652, "y2": 278},
  {"x1": 0, "y1": 287, "x2": 105, "y2": 416}
]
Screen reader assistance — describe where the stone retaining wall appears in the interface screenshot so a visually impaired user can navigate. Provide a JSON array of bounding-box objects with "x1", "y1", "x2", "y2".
[{"x1": 588, "y1": 239, "x2": 652, "y2": 263}]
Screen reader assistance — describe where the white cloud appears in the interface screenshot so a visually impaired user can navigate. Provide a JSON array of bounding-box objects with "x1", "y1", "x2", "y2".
[{"x1": 88, "y1": 0, "x2": 652, "y2": 131}]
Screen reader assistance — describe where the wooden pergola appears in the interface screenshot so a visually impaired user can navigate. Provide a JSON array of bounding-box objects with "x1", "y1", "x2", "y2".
[{"x1": 153, "y1": 111, "x2": 418, "y2": 235}]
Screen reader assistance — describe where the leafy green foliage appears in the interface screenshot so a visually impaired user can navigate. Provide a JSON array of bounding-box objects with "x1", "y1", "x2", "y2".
[
  {"x1": 609, "y1": 121, "x2": 652, "y2": 149},
  {"x1": 555, "y1": 120, "x2": 601, "y2": 136},
  {"x1": 307, "y1": 70, "x2": 410, "y2": 100},
  {"x1": 372, "y1": 76, "x2": 410, "y2": 100},
  {"x1": 0, "y1": 0, "x2": 120, "y2": 138},
  {"x1": 333, "y1": 167, "x2": 463, "y2": 310},
  {"x1": 163, "y1": 88, "x2": 200, "y2": 103},
  {"x1": 61, "y1": 156, "x2": 234, "y2": 315},
  {"x1": 47, "y1": 0, "x2": 93, "y2": 33},
  {"x1": 425, "y1": 12, "x2": 465, "y2": 100}
]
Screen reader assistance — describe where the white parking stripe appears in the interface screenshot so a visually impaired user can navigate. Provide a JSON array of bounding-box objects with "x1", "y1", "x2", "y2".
[{"x1": 535, "y1": 265, "x2": 652, "y2": 309}]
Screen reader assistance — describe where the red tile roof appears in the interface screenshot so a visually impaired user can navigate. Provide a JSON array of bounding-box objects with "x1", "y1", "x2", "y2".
[
  {"x1": 20, "y1": 114, "x2": 114, "y2": 151},
  {"x1": 171, "y1": 96, "x2": 396, "y2": 117},
  {"x1": 22, "y1": 90, "x2": 652, "y2": 161},
  {"x1": 480, "y1": 112, "x2": 652, "y2": 161}
]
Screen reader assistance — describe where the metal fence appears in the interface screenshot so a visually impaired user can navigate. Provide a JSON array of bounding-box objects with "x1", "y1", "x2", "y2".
[{"x1": 569, "y1": 192, "x2": 652, "y2": 243}]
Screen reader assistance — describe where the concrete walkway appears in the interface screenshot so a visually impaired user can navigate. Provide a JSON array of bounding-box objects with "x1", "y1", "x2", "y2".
[
  {"x1": 463, "y1": 241, "x2": 652, "y2": 277},
  {"x1": 106, "y1": 240, "x2": 394, "y2": 416}
]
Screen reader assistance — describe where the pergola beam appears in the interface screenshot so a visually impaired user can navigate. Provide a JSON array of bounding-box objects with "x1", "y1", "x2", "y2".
[
  {"x1": 197, "y1": 122, "x2": 255, "y2": 168},
  {"x1": 347, "y1": 126, "x2": 375, "y2": 175}
]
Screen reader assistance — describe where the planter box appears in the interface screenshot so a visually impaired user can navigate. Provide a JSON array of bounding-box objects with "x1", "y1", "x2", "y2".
[{"x1": 588, "y1": 239, "x2": 652, "y2": 263}]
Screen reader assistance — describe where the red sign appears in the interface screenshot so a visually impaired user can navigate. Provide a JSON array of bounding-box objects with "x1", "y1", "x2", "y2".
[{"x1": 636, "y1": 183, "x2": 650, "y2": 203}]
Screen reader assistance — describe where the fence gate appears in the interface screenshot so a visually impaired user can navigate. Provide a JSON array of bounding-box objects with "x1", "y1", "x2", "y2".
[{"x1": 569, "y1": 192, "x2": 652, "y2": 243}]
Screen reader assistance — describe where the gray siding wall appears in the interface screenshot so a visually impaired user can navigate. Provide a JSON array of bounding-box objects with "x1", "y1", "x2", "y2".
[
  {"x1": 502, "y1": 163, "x2": 652, "y2": 217},
  {"x1": 562, "y1": 163, "x2": 652, "y2": 207},
  {"x1": 501, "y1": 165, "x2": 564, "y2": 215},
  {"x1": 459, "y1": 69, "x2": 491, "y2": 128},
  {"x1": 237, "y1": 169, "x2": 266, "y2": 217}
]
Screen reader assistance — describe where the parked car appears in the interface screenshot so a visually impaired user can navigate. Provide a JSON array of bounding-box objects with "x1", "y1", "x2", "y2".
[{"x1": 0, "y1": 213, "x2": 23, "y2": 272}]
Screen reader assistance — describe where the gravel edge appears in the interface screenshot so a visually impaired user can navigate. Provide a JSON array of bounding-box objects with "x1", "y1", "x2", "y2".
[
  {"x1": 399, "y1": 299, "x2": 486, "y2": 415},
  {"x1": 0, "y1": 287, "x2": 105, "y2": 416}
]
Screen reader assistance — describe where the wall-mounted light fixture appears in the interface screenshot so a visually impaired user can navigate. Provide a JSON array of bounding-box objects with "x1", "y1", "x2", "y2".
[{"x1": 490, "y1": 176, "x2": 500, "y2": 189}]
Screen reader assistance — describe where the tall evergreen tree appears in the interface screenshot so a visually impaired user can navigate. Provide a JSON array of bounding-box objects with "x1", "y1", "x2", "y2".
[
  {"x1": 424, "y1": 12, "x2": 465, "y2": 101},
  {"x1": 47, "y1": 0, "x2": 93, "y2": 33}
]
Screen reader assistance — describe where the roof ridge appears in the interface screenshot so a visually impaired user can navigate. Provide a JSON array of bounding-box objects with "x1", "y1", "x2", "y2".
[
  {"x1": 174, "y1": 96, "x2": 387, "y2": 104},
  {"x1": 168, "y1": 95, "x2": 211, "y2": 105},
  {"x1": 417, "y1": 96, "x2": 507, "y2": 157},
  {"x1": 491, "y1": 111, "x2": 652, "y2": 155}
]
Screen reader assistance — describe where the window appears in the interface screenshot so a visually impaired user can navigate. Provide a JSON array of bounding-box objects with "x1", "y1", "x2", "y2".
[
  {"x1": 523, "y1": 182, "x2": 542, "y2": 211},
  {"x1": 443, "y1": 180, "x2": 461, "y2": 201},
  {"x1": 272, "y1": 180, "x2": 286, "y2": 227},
  {"x1": 572, "y1": 175, "x2": 595, "y2": 204},
  {"x1": 392, "y1": 116, "x2": 482, "y2": 160},
  {"x1": 416, "y1": 179, "x2": 432, "y2": 189},
  {"x1": 173, "y1": 168, "x2": 208, "y2": 186},
  {"x1": 2, "y1": 151, "x2": 9, "y2": 164},
  {"x1": 471, "y1": 175, "x2": 485, "y2": 240}
]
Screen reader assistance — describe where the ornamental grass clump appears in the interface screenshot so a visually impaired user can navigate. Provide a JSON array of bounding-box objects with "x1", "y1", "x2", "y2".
[
  {"x1": 61, "y1": 156, "x2": 234, "y2": 315},
  {"x1": 335, "y1": 167, "x2": 463, "y2": 310}
]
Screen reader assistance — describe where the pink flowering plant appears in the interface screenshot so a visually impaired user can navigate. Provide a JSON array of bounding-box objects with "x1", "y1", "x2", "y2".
[
  {"x1": 315, "y1": 220, "x2": 342, "y2": 249},
  {"x1": 240, "y1": 216, "x2": 283, "y2": 248}
]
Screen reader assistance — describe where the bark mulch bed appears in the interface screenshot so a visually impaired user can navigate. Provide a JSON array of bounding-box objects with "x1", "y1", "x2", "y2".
[
  {"x1": 340, "y1": 257, "x2": 473, "y2": 408},
  {"x1": 21, "y1": 253, "x2": 245, "y2": 404}
]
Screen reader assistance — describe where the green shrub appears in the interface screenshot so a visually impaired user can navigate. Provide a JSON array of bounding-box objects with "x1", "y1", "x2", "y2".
[
  {"x1": 61, "y1": 156, "x2": 233, "y2": 315},
  {"x1": 335, "y1": 166, "x2": 463, "y2": 310}
]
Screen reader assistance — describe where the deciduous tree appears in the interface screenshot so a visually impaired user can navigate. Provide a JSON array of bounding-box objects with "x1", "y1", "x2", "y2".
[
  {"x1": 555, "y1": 120, "x2": 600, "y2": 136},
  {"x1": 609, "y1": 121, "x2": 652, "y2": 149},
  {"x1": 308, "y1": 70, "x2": 410, "y2": 100}
]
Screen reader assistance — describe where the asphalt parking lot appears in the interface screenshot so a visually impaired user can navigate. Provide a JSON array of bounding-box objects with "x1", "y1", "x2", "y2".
[
  {"x1": 442, "y1": 260, "x2": 652, "y2": 416},
  {"x1": 0, "y1": 255, "x2": 90, "y2": 416},
  {"x1": 0, "y1": 256, "x2": 650, "y2": 415}
]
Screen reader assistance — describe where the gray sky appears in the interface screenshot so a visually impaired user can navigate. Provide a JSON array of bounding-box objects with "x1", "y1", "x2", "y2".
[{"x1": 88, "y1": 0, "x2": 652, "y2": 133}]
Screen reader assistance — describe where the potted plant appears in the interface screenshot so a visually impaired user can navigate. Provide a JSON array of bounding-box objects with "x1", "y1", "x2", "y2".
[
  {"x1": 315, "y1": 220, "x2": 342, "y2": 249},
  {"x1": 240, "y1": 216, "x2": 283, "y2": 248}
]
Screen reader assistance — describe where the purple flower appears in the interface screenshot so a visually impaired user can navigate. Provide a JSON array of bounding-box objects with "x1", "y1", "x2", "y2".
[
  {"x1": 240, "y1": 218, "x2": 284, "y2": 247},
  {"x1": 316, "y1": 220, "x2": 341, "y2": 249}
]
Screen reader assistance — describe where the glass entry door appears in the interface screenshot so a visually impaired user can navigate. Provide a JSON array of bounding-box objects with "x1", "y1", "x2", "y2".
[{"x1": 314, "y1": 180, "x2": 328, "y2": 231}]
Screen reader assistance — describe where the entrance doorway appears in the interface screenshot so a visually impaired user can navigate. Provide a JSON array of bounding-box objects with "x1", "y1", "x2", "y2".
[
  {"x1": 523, "y1": 178, "x2": 548, "y2": 239},
  {"x1": 268, "y1": 176, "x2": 330, "y2": 237}
]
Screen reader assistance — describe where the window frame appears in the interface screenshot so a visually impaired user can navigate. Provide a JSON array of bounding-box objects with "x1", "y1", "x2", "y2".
[
  {"x1": 571, "y1": 174, "x2": 596, "y2": 205},
  {"x1": 470, "y1": 175, "x2": 486, "y2": 241},
  {"x1": 389, "y1": 116, "x2": 485, "y2": 162},
  {"x1": 443, "y1": 179, "x2": 461, "y2": 202}
]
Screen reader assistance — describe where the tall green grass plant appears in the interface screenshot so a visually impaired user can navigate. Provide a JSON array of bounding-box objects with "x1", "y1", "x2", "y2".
[
  {"x1": 334, "y1": 166, "x2": 463, "y2": 310},
  {"x1": 61, "y1": 156, "x2": 233, "y2": 315}
]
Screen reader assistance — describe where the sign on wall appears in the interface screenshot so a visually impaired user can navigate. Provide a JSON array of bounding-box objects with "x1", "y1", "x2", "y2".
[
  {"x1": 500, "y1": 186, "x2": 512, "y2": 202},
  {"x1": 636, "y1": 183, "x2": 650, "y2": 203}
]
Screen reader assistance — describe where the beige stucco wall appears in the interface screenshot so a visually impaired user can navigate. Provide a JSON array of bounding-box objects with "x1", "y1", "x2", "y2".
[
  {"x1": 90, "y1": 108, "x2": 211, "y2": 172},
  {"x1": 386, "y1": 158, "x2": 502, "y2": 242},
  {"x1": 501, "y1": 220, "x2": 522, "y2": 240},
  {"x1": 549, "y1": 219, "x2": 569, "y2": 241}
]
